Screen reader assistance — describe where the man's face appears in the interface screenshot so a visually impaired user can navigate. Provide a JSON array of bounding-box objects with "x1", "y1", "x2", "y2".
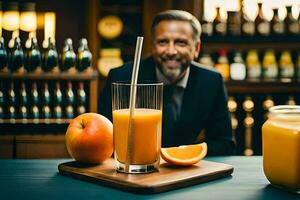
[{"x1": 152, "y1": 20, "x2": 200, "y2": 83}]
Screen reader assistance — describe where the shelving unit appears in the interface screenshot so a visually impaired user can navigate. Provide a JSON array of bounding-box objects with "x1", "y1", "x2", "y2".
[
  {"x1": 0, "y1": 71, "x2": 98, "y2": 158},
  {"x1": 226, "y1": 80, "x2": 300, "y2": 93}
]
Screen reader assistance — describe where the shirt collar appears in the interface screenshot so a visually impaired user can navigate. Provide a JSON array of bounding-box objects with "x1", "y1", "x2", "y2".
[{"x1": 155, "y1": 67, "x2": 190, "y2": 88}]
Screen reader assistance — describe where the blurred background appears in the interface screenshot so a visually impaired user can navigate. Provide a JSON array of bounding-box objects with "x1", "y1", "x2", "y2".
[{"x1": 0, "y1": 0, "x2": 300, "y2": 158}]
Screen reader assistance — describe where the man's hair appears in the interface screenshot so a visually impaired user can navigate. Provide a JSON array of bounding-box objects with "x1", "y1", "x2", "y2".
[{"x1": 151, "y1": 10, "x2": 201, "y2": 41}]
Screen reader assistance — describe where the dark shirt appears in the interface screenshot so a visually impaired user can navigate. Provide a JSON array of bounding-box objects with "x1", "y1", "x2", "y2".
[{"x1": 99, "y1": 56, "x2": 236, "y2": 155}]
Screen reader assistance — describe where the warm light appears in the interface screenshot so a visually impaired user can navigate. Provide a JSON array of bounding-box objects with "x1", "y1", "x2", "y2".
[
  {"x1": 3, "y1": 11, "x2": 19, "y2": 31},
  {"x1": 204, "y1": 0, "x2": 240, "y2": 21},
  {"x1": 44, "y1": 12, "x2": 56, "y2": 42},
  {"x1": 20, "y1": 12, "x2": 37, "y2": 32}
]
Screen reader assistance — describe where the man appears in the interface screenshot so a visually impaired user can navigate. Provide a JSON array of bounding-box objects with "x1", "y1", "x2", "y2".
[{"x1": 99, "y1": 10, "x2": 235, "y2": 155}]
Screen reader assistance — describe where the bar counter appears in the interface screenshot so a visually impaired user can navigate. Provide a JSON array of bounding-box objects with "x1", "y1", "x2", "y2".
[{"x1": 0, "y1": 156, "x2": 298, "y2": 200}]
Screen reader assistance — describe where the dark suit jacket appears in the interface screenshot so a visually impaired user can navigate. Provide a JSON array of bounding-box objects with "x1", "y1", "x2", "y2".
[{"x1": 99, "y1": 56, "x2": 235, "y2": 155}]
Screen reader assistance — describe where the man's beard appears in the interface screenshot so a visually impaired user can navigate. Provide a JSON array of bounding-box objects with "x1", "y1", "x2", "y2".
[{"x1": 159, "y1": 56, "x2": 189, "y2": 83}]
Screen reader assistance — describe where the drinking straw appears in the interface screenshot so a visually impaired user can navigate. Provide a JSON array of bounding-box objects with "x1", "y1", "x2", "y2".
[{"x1": 125, "y1": 36, "x2": 144, "y2": 172}]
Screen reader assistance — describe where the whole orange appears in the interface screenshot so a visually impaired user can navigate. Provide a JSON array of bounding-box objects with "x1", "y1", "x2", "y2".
[{"x1": 65, "y1": 113, "x2": 113, "y2": 164}]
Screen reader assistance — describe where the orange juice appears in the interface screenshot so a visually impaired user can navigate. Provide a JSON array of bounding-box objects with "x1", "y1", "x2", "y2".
[
  {"x1": 262, "y1": 105, "x2": 300, "y2": 192},
  {"x1": 113, "y1": 108, "x2": 162, "y2": 165}
]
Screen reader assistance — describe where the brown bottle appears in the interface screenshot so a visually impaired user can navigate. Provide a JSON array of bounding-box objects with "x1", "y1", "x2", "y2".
[
  {"x1": 213, "y1": 7, "x2": 227, "y2": 36},
  {"x1": 284, "y1": 6, "x2": 300, "y2": 35},
  {"x1": 255, "y1": 3, "x2": 270, "y2": 36},
  {"x1": 242, "y1": 12, "x2": 255, "y2": 36},
  {"x1": 271, "y1": 8, "x2": 285, "y2": 35},
  {"x1": 227, "y1": 11, "x2": 241, "y2": 36}
]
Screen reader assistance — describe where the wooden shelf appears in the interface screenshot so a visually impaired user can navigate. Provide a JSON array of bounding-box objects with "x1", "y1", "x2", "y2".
[
  {"x1": 0, "y1": 118, "x2": 71, "y2": 124},
  {"x1": 201, "y1": 35, "x2": 300, "y2": 52},
  {"x1": 0, "y1": 70, "x2": 98, "y2": 80},
  {"x1": 226, "y1": 79, "x2": 300, "y2": 94}
]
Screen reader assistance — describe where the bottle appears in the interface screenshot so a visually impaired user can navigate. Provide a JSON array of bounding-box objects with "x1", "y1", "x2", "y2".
[
  {"x1": 230, "y1": 51, "x2": 246, "y2": 80},
  {"x1": 77, "y1": 38, "x2": 92, "y2": 72},
  {"x1": 262, "y1": 50, "x2": 278, "y2": 80},
  {"x1": 279, "y1": 50, "x2": 294, "y2": 80},
  {"x1": 9, "y1": 37, "x2": 25, "y2": 73},
  {"x1": 65, "y1": 81, "x2": 74, "y2": 119},
  {"x1": 242, "y1": 96, "x2": 255, "y2": 156},
  {"x1": 227, "y1": 11, "x2": 241, "y2": 36},
  {"x1": 271, "y1": 8, "x2": 285, "y2": 35},
  {"x1": 41, "y1": 82, "x2": 51, "y2": 119},
  {"x1": 246, "y1": 50, "x2": 261, "y2": 80},
  {"x1": 242, "y1": 12, "x2": 255, "y2": 36},
  {"x1": 8, "y1": 82, "x2": 16, "y2": 121},
  {"x1": 26, "y1": 37, "x2": 42, "y2": 73},
  {"x1": 255, "y1": 3, "x2": 270, "y2": 36},
  {"x1": 227, "y1": 96, "x2": 238, "y2": 130},
  {"x1": 201, "y1": 16, "x2": 213, "y2": 37},
  {"x1": 215, "y1": 49, "x2": 230, "y2": 80},
  {"x1": 262, "y1": 95, "x2": 275, "y2": 120},
  {"x1": 30, "y1": 82, "x2": 40, "y2": 120},
  {"x1": 198, "y1": 52, "x2": 214, "y2": 67},
  {"x1": 43, "y1": 37, "x2": 59, "y2": 73},
  {"x1": 213, "y1": 7, "x2": 227, "y2": 36},
  {"x1": 19, "y1": 82, "x2": 28, "y2": 120},
  {"x1": 62, "y1": 38, "x2": 76, "y2": 72},
  {"x1": 296, "y1": 52, "x2": 300, "y2": 79},
  {"x1": 53, "y1": 82, "x2": 63, "y2": 119},
  {"x1": 77, "y1": 81, "x2": 87, "y2": 115},
  {"x1": 284, "y1": 6, "x2": 300, "y2": 35},
  {"x1": 286, "y1": 96, "x2": 296, "y2": 105},
  {"x1": 0, "y1": 37, "x2": 8, "y2": 71},
  {"x1": 77, "y1": 81, "x2": 86, "y2": 104},
  {"x1": 66, "y1": 81, "x2": 74, "y2": 104}
]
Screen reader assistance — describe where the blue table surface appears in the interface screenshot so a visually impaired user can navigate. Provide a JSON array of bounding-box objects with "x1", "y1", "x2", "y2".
[{"x1": 0, "y1": 156, "x2": 299, "y2": 200}]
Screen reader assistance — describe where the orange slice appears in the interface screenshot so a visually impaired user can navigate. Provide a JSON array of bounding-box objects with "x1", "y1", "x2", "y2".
[{"x1": 160, "y1": 142, "x2": 207, "y2": 166}]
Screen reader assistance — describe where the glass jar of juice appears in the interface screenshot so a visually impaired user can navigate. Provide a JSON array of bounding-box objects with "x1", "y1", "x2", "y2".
[{"x1": 262, "y1": 105, "x2": 300, "y2": 193}]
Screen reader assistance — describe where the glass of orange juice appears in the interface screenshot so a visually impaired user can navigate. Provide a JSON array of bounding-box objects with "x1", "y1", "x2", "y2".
[
  {"x1": 112, "y1": 82, "x2": 163, "y2": 173},
  {"x1": 262, "y1": 105, "x2": 300, "y2": 193}
]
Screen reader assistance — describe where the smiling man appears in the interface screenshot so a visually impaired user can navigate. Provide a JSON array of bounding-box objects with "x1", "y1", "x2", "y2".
[{"x1": 99, "y1": 10, "x2": 235, "y2": 155}]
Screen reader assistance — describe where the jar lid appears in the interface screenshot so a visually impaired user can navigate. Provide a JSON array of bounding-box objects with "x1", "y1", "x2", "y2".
[
  {"x1": 269, "y1": 105, "x2": 300, "y2": 114},
  {"x1": 269, "y1": 105, "x2": 300, "y2": 121}
]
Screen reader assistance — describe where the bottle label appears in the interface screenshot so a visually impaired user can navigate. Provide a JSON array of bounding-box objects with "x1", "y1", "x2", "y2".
[
  {"x1": 215, "y1": 64, "x2": 230, "y2": 80},
  {"x1": 202, "y1": 23, "x2": 213, "y2": 36},
  {"x1": 230, "y1": 63, "x2": 246, "y2": 80},
  {"x1": 281, "y1": 66, "x2": 294, "y2": 78},
  {"x1": 243, "y1": 22, "x2": 255, "y2": 35},
  {"x1": 263, "y1": 65, "x2": 278, "y2": 79},
  {"x1": 258, "y1": 22, "x2": 270, "y2": 35},
  {"x1": 215, "y1": 23, "x2": 227, "y2": 35},
  {"x1": 289, "y1": 22, "x2": 300, "y2": 34},
  {"x1": 247, "y1": 65, "x2": 261, "y2": 78},
  {"x1": 273, "y1": 23, "x2": 285, "y2": 34}
]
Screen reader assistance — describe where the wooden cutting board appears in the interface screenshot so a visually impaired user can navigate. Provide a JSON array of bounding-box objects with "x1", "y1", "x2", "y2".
[{"x1": 58, "y1": 158, "x2": 233, "y2": 194}]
